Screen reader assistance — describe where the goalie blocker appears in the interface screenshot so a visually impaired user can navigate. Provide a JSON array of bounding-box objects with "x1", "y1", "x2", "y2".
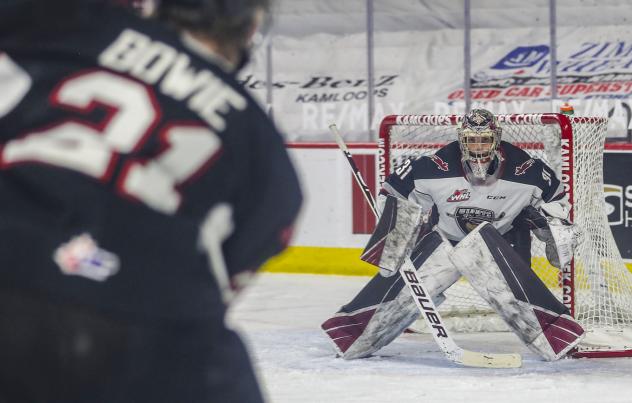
[{"x1": 321, "y1": 196, "x2": 584, "y2": 361}]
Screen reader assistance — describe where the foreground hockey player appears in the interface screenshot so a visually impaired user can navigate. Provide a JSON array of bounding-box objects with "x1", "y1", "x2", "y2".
[
  {"x1": 0, "y1": 0, "x2": 301, "y2": 401},
  {"x1": 322, "y1": 109, "x2": 584, "y2": 361}
]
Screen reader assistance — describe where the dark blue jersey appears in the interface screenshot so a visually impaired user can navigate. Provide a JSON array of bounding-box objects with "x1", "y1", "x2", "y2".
[{"x1": 0, "y1": 3, "x2": 302, "y2": 321}]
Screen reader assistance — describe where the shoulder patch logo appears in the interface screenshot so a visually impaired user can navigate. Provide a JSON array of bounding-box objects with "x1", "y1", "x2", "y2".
[
  {"x1": 515, "y1": 159, "x2": 535, "y2": 176},
  {"x1": 447, "y1": 189, "x2": 471, "y2": 202},
  {"x1": 431, "y1": 155, "x2": 449, "y2": 171}
]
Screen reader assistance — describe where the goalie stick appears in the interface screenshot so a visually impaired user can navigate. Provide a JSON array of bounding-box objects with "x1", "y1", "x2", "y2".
[{"x1": 329, "y1": 123, "x2": 522, "y2": 369}]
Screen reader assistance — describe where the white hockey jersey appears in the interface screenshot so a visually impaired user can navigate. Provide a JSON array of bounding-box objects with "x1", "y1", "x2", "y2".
[{"x1": 382, "y1": 141, "x2": 564, "y2": 242}]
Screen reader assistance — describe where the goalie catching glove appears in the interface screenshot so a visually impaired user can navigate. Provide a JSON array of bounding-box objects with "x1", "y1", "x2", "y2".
[
  {"x1": 523, "y1": 201, "x2": 583, "y2": 270},
  {"x1": 544, "y1": 217, "x2": 583, "y2": 270}
]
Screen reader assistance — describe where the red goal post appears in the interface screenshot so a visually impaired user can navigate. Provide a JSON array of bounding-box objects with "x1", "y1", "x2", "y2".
[{"x1": 378, "y1": 113, "x2": 632, "y2": 358}]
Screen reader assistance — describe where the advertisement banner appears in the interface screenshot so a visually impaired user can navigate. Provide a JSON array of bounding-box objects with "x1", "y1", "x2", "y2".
[
  {"x1": 604, "y1": 149, "x2": 632, "y2": 262},
  {"x1": 242, "y1": 26, "x2": 632, "y2": 141}
]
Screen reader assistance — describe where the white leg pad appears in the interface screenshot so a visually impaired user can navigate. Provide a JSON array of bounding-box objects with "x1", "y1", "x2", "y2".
[
  {"x1": 448, "y1": 223, "x2": 585, "y2": 361},
  {"x1": 328, "y1": 233, "x2": 461, "y2": 360}
]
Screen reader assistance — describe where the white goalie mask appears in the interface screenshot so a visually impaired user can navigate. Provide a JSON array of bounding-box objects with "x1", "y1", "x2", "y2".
[{"x1": 457, "y1": 109, "x2": 502, "y2": 181}]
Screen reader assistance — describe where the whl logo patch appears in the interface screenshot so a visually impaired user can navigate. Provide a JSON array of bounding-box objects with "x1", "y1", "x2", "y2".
[
  {"x1": 447, "y1": 189, "x2": 471, "y2": 202},
  {"x1": 515, "y1": 159, "x2": 535, "y2": 175}
]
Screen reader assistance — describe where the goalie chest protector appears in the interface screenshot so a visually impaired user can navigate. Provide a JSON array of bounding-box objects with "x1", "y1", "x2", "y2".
[{"x1": 385, "y1": 141, "x2": 562, "y2": 242}]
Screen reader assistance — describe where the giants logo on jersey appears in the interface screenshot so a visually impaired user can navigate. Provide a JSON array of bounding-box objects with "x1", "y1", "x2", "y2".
[
  {"x1": 431, "y1": 155, "x2": 449, "y2": 171},
  {"x1": 515, "y1": 159, "x2": 535, "y2": 175},
  {"x1": 449, "y1": 207, "x2": 506, "y2": 234},
  {"x1": 447, "y1": 189, "x2": 471, "y2": 202}
]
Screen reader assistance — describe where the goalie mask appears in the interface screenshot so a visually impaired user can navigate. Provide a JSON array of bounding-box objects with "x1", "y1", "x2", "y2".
[{"x1": 457, "y1": 109, "x2": 502, "y2": 181}]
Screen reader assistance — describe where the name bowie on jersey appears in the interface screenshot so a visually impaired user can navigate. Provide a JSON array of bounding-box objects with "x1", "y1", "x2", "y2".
[
  {"x1": 98, "y1": 29, "x2": 247, "y2": 131},
  {"x1": 448, "y1": 207, "x2": 506, "y2": 234}
]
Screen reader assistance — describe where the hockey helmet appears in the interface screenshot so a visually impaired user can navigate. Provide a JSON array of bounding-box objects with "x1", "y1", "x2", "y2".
[
  {"x1": 156, "y1": 0, "x2": 271, "y2": 71},
  {"x1": 457, "y1": 109, "x2": 502, "y2": 180},
  {"x1": 158, "y1": 0, "x2": 270, "y2": 21}
]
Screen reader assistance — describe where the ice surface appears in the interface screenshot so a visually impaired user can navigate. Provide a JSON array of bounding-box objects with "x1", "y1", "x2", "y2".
[{"x1": 228, "y1": 273, "x2": 632, "y2": 403}]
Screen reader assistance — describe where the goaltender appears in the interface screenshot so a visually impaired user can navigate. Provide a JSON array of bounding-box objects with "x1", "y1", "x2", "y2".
[{"x1": 322, "y1": 109, "x2": 584, "y2": 361}]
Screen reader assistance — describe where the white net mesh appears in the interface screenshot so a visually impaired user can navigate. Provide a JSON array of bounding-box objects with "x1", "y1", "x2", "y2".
[{"x1": 380, "y1": 114, "x2": 632, "y2": 355}]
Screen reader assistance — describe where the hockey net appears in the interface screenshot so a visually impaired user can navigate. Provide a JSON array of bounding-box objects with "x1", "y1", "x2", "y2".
[{"x1": 379, "y1": 113, "x2": 632, "y2": 358}]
